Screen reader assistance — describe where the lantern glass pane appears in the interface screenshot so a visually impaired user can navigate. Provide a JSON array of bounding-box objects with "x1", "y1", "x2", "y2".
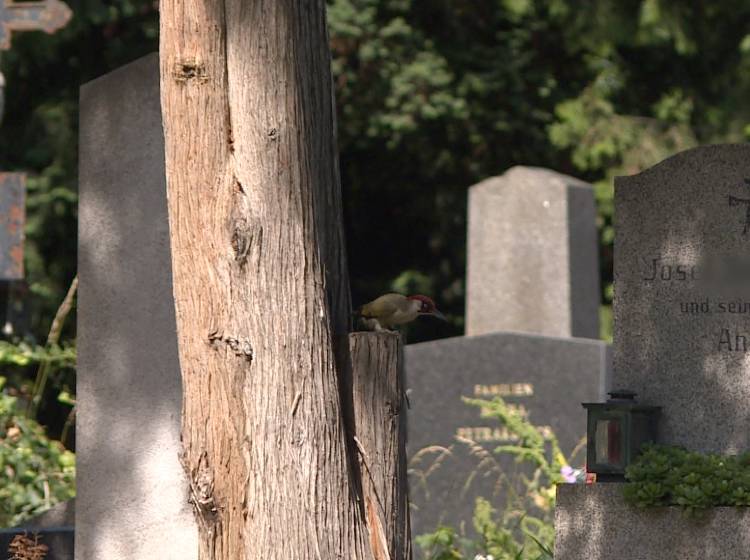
[{"x1": 595, "y1": 418, "x2": 623, "y2": 466}]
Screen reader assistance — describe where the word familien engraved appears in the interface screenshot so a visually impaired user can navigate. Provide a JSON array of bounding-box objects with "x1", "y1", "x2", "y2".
[{"x1": 473, "y1": 383, "x2": 534, "y2": 397}]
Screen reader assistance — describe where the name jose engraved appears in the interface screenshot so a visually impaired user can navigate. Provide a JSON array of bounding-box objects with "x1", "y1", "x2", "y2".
[{"x1": 640, "y1": 255, "x2": 750, "y2": 352}]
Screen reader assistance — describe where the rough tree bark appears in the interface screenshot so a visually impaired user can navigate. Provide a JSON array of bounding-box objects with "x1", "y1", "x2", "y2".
[
  {"x1": 159, "y1": 1, "x2": 376, "y2": 558},
  {"x1": 350, "y1": 332, "x2": 412, "y2": 560}
]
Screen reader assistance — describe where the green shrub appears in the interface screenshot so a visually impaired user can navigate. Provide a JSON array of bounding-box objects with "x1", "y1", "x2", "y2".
[
  {"x1": 0, "y1": 376, "x2": 75, "y2": 527},
  {"x1": 624, "y1": 444, "x2": 750, "y2": 514}
]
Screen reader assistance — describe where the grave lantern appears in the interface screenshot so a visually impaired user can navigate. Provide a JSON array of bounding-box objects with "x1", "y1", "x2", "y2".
[{"x1": 582, "y1": 390, "x2": 660, "y2": 482}]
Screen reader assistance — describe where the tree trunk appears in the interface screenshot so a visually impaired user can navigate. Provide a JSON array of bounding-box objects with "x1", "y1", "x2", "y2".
[
  {"x1": 349, "y1": 332, "x2": 412, "y2": 560},
  {"x1": 159, "y1": 2, "x2": 372, "y2": 558}
]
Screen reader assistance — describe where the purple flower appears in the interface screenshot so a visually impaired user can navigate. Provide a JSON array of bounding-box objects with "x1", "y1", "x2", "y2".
[{"x1": 560, "y1": 465, "x2": 577, "y2": 483}]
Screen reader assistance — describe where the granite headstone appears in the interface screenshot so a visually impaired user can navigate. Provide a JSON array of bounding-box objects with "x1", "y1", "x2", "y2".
[
  {"x1": 614, "y1": 144, "x2": 750, "y2": 453},
  {"x1": 77, "y1": 54, "x2": 198, "y2": 559},
  {"x1": 405, "y1": 332, "x2": 609, "y2": 537},
  {"x1": 466, "y1": 166, "x2": 600, "y2": 339},
  {"x1": 556, "y1": 144, "x2": 750, "y2": 560}
]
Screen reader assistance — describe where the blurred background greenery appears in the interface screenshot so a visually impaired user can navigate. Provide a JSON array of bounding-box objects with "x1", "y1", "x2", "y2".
[{"x1": 1, "y1": 0, "x2": 750, "y2": 528}]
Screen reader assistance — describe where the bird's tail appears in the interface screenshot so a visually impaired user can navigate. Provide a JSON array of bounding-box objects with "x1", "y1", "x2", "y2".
[{"x1": 351, "y1": 306, "x2": 366, "y2": 331}]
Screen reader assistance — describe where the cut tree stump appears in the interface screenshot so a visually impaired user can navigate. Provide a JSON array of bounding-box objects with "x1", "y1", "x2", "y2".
[{"x1": 350, "y1": 332, "x2": 412, "y2": 560}]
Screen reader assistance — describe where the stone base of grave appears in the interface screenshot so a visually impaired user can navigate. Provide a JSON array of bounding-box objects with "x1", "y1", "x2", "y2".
[{"x1": 556, "y1": 483, "x2": 750, "y2": 559}]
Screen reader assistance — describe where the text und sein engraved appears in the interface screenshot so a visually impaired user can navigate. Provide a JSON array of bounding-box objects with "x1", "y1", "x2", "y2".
[{"x1": 640, "y1": 255, "x2": 750, "y2": 352}]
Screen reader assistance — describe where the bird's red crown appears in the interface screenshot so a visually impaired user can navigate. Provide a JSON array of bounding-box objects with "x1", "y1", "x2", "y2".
[{"x1": 408, "y1": 294, "x2": 436, "y2": 313}]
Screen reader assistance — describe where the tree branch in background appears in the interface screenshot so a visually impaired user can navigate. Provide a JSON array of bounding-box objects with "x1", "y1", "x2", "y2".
[{"x1": 27, "y1": 275, "x2": 77, "y2": 418}]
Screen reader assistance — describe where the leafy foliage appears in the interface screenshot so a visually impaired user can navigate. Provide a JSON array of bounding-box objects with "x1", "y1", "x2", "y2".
[
  {"x1": 415, "y1": 397, "x2": 577, "y2": 559},
  {"x1": 328, "y1": 0, "x2": 592, "y2": 341},
  {"x1": 0, "y1": 342, "x2": 75, "y2": 371},
  {"x1": 3, "y1": 1, "x2": 750, "y2": 346},
  {"x1": 0, "y1": 337, "x2": 76, "y2": 444},
  {"x1": 545, "y1": 0, "x2": 750, "y2": 327},
  {"x1": 327, "y1": 0, "x2": 750, "y2": 342},
  {"x1": 0, "y1": 0, "x2": 158, "y2": 340},
  {"x1": 0, "y1": 377, "x2": 75, "y2": 528},
  {"x1": 1, "y1": 0, "x2": 750, "y2": 529},
  {"x1": 624, "y1": 444, "x2": 750, "y2": 515}
]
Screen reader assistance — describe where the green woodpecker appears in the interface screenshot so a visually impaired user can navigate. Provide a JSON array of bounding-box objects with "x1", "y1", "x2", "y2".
[{"x1": 356, "y1": 293, "x2": 447, "y2": 331}]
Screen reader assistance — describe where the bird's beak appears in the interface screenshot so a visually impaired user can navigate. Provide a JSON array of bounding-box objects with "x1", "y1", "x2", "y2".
[{"x1": 430, "y1": 310, "x2": 448, "y2": 321}]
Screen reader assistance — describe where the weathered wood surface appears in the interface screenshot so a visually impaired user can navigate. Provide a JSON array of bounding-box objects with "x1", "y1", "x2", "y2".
[
  {"x1": 350, "y1": 332, "x2": 412, "y2": 560},
  {"x1": 159, "y1": 1, "x2": 372, "y2": 558}
]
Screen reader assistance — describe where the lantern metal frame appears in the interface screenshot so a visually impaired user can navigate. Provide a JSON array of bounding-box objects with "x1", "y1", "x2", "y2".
[{"x1": 582, "y1": 390, "x2": 660, "y2": 482}]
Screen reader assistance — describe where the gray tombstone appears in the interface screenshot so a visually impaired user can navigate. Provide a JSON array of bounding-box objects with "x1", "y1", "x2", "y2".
[
  {"x1": 466, "y1": 166, "x2": 600, "y2": 339},
  {"x1": 405, "y1": 332, "x2": 609, "y2": 538},
  {"x1": 555, "y1": 145, "x2": 750, "y2": 560},
  {"x1": 77, "y1": 54, "x2": 198, "y2": 559},
  {"x1": 614, "y1": 144, "x2": 750, "y2": 454}
]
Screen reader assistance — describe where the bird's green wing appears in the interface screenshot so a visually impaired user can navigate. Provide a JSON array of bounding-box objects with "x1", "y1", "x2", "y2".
[{"x1": 360, "y1": 294, "x2": 400, "y2": 318}]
